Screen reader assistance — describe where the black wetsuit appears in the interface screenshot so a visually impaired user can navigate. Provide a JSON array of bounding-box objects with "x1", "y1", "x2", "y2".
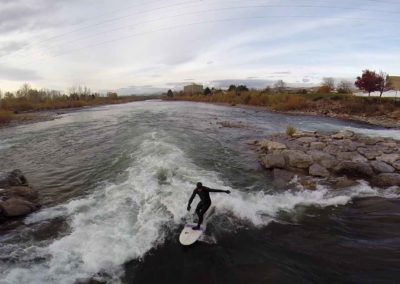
[{"x1": 187, "y1": 186, "x2": 226, "y2": 227}]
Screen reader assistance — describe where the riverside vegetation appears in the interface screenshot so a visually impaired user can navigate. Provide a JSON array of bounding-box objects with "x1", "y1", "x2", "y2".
[
  {"x1": 0, "y1": 84, "x2": 156, "y2": 126},
  {"x1": 166, "y1": 90, "x2": 400, "y2": 128}
]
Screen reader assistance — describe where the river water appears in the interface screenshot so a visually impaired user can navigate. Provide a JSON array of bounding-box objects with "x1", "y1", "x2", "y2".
[{"x1": 0, "y1": 101, "x2": 399, "y2": 284}]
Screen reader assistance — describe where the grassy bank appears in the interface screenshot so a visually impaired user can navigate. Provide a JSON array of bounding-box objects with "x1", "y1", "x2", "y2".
[
  {"x1": 165, "y1": 91, "x2": 400, "y2": 125},
  {"x1": 0, "y1": 86, "x2": 158, "y2": 126}
]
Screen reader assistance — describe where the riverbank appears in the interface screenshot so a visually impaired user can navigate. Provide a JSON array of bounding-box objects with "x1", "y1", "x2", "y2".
[
  {"x1": 0, "y1": 98, "x2": 157, "y2": 128},
  {"x1": 164, "y1": 93, "x2": 400, "y2": 129}
]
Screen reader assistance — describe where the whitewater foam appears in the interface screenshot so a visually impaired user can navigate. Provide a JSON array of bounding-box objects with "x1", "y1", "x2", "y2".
[{"x1": 2, "y1": 132, "x2": 399, "y2": 284}]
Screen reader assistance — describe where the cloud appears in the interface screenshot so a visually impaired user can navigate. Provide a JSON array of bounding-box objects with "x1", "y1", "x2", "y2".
[
  {"x1": 0, "y1": 41, "x2": 27, "y2": 57},
  {"x1": 0, "y1": 66, "x2": 42, "y2": 81},
  {"x1": 115, "y1": 85, "x2": 166, "y2": 95}
]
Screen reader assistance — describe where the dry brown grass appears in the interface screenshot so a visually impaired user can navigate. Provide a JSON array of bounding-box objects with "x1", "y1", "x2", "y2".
[
  {"x1": 0, "y1": 110, "x2": 14, "y2": 124},
  {"x1": 165, "y1": 91, "x2": 400, "y2": 119}
]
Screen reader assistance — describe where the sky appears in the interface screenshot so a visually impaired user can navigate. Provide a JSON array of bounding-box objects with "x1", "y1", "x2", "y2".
[{"x1": 0, "y1": 0, "x2": 399, "y2": 94}]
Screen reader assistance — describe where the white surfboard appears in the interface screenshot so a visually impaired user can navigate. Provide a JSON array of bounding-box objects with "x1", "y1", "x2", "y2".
[
  {"x1": 179, "y1": 206, "x2": 215, "y2": 245},
  {"x1": 179, "y1": 224, "x2": 206, "y2": 246}
]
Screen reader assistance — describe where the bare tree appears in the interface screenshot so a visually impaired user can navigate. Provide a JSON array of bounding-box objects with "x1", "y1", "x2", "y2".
[
  {"x1": 16, "y1": 83, "x2": 31, "y2": 98},
  {"x1": 337, "y1": 80, "x2": 353, "y2": 94},
  {"x1": 273, "y1": 80, "x2": 286, "y2": 93},
  {"x1": 377, "y1": 71, "x2": 391, "y2": 98},
  {"x1": 322, "y1": 77, "x2": 335, "y2": 92}
]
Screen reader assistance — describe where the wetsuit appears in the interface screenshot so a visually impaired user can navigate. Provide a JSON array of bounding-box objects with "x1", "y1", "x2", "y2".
[{"x1": 187, "y1": 186, "x2": 226, "y2": 228}]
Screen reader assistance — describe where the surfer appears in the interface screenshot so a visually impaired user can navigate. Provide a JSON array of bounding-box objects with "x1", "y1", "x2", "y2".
[{"x1": 187, "y1": 182, "x2": 230, "y2": 230}]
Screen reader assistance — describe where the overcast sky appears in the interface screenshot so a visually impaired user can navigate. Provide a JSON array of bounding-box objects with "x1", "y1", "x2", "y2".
[{"x1": 0, "y1": 0, "x2": 399, "y2": 94}]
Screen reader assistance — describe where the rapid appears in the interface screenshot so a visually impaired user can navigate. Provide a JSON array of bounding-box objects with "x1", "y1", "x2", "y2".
[{"x1": 0, "y1": 101, "x2": 399, "y2": 283}]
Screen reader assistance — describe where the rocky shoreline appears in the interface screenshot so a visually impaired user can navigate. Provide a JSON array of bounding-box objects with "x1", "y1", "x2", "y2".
[
  {"x1": 0, "y1": 170, "x2": 40, "y2": 220},
  {"x1": 254, "y1": 130, "x2": 400, "y2": 189}
]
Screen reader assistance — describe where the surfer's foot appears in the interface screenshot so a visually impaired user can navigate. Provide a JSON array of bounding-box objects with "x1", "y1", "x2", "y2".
[{"x1": 192, "y1": 226, "x2": 201, "y2": 230}]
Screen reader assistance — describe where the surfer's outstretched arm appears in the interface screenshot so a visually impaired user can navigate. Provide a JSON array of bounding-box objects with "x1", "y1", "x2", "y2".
[
  {"x1": 205, "y1": 187, "x2": 230, "y2": 194},
  {"x1": 187, "y1": 189, "x2": 197, "y2": 210}
]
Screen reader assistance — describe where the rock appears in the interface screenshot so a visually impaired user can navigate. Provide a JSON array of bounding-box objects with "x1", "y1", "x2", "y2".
[
  {"x1": 331, "y1": 130, "x2": 354, "y2": 139},
  {"x1": 273, "y1": 168, "x2": 295, "y2": 185},
  {"x1": 0, "y1": 186, "x2": 39, "y2": 201},
  {"x1": 282, "y1": 150, "x2": 313, "y2": 169},
  {"x1": 310, "y1": 142, "x2": 325, "y2": 150},
  {"x1": 297, "y1": 137, "x2": 317, "y2": 144},
  {"x1": 324, "y1": 145, "x2": 340, "y2": 156},
  {"x1": 0, "y1": 170, "x2": 28, "y2": 188},
  {"x1": 0, "y1": 198, "x2": 40, "y2": 217},
  {"x1": 334, "y1": 161, "x2": 373, "y2": 178},
  {"x1": 260, "y1": 154, "x2": 286, "y2": 169},
  {"x1": 339, "y1": 139, "x2": 358, "y2": 152},
  {"x1": 292, "y1": 131, "x2": 316, "y2": 138},
  {"x1": 330, "y1": 177, "x2": 358, "y2": 189},
  {"x1": 392, "y1": 161, "x2": 400, "y2": 171},
  {"x1": 370, "y1": 161, "x2": 395, "y2": 173},
  {"x1": 357, "y1": 147, "x2": 380, "y2": 160},
  {"x1": 298, "y1": 177, "x2": 317, "y2": 190},
  {"x1": 336, "y1": 152, "x2": 367, "y2": 163},
  {"x1": 361, "y1": 137, "x2": 384, "y2": 145},
  {"x1": 308, "y1": 150, "x2": 338, "y2": 169},
  {"x1": 309, "y1": 163, "x2": 330, "y2": 177},
  {"x1": 376, "y1": 154, "x2": 400, "y2": 166},
  {"x1": 375, "y1": 173, "x2": 400, "y2": 187},
  {"x1": 259, "y1": 140, "x2": 287, "y2": 153},
  {"x1": 380, "y1": 142, "x2": 397, "y2": 148}
]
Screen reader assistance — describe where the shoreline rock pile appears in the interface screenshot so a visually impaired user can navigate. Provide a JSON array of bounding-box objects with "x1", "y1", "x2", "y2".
[
  {"x1": 0, "y1": 169, "x2": 40, "y2": 220},
  {"x1": 256, "y1": 130, "x2": 400, "y2": 188}
]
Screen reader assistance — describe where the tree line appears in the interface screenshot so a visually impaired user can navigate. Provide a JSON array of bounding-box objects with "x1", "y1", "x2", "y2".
[{"x1": 166, "y1": 69, "x2": 395, "y2": 98}]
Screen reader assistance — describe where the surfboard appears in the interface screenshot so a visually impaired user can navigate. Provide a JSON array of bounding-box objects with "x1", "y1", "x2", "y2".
[
  {"x1": 179, "y1": 206, "x2": 215, "y2": 245},
  {"x1": 179, "y1": 224, "x2": 206, "y2": 246}
]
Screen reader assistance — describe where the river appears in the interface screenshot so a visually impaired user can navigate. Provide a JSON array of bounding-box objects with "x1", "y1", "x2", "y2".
[{"x1": 0, "y1": 100, "x2": 399, "y2": 284}]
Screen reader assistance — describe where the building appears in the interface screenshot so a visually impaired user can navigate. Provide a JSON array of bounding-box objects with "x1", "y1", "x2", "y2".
[
  {"x1": 183, "y1": 83, "x2": 203, "y2": 95},
  {"x1": 388, "y1": 76, "x2": 400, "y2": 90}
]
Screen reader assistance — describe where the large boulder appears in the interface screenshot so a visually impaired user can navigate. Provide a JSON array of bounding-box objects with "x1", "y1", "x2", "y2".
[
  {"x1": 375, "y1": 173, "x2": 400, "y2": 187},
  {"x1": 331, "y1": 130, "x2": 354, "y2": 140},
  {"x1": 310, "y1": 142, "x2": 325, "y2": 150},
  {"x1": 309, "y1": 163, "x2": 330, "y2": 177},
  {"x1": 0, "y1": 186, "x2": 39, "y2": 202},
  {"x1": 297, "y1": 137, "x2": 317, "y2": 144},
  {"x1": 273, "y1": 168, "x2": 295, "y2": 185},
  {"x1": 282, "y1": 150, "x2": 313, "y2": 169},
  {"x1": 336, "y1": 152, "x2": 367, "y2": 163},
  {"x1": 370, "y1": 161, "x2": 395, "y2": 174},
  {"x1": 376, "y1": 154, "x2": 400, "y2": 166},
  {"x1": 392, "y1": 161, "x2": 400, "y2": 171},
  {"x1": 0, "y1": 198, "x2": 40, "y2": 217},
  {"x1": 308, "y1": 150, "x2": 338, "y2": 169},
  {"x1": 0, "y1": 170, "x2": 28, "y2": 188},
  {"x1": 259, "y1": 140, "x2": 287, "y2": 153},
  {"x1": 357, "y1": 147, "x2": 381, "y2": 160},
  {"x1": 260, "y1": 154, "x2": 286, "y2": 169},
  {"x1": 334, "y1": 161, "x2": 374, "y2": 178}
]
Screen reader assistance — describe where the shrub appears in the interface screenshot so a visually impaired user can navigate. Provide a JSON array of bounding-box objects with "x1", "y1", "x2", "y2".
[
  {"x1": 0, "y1": 110, "x2": 14, "y2": 124},
  {"x1": 286, "y1": 95, "x2": 304, "y2": 110},
  {"x1": 286, "y1": 126, "x2": 296, "y2": 137}
]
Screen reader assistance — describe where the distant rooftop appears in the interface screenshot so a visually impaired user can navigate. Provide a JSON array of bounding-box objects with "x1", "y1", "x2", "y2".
[{"x1": 388, "y1": 76, "x2": 400, "y2": 90}]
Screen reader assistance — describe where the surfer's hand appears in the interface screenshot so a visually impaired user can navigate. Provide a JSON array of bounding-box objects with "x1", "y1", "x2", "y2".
[
  {"x1": 225, "y1": 190, "x2": 231, "y2": 194},
  {"x1": 187, "y1": 205, "x2": 191, "y2": 211}
]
